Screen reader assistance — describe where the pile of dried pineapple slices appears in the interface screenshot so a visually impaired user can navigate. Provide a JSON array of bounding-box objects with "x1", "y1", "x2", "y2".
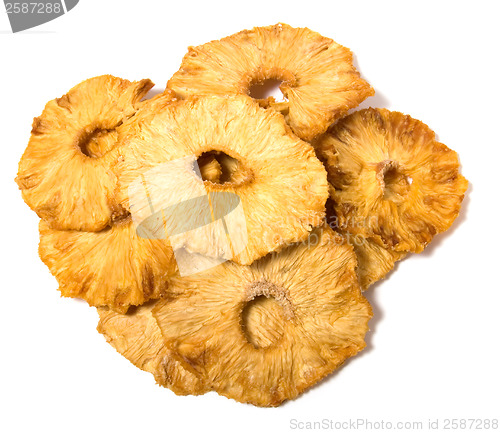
[{"x1": 16, "y1": 24, "x2": 467, "y2": 407}]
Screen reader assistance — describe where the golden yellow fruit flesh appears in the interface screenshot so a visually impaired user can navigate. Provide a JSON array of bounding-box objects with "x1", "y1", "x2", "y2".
[
  {"x1": 352, "y1": 235, "x2": 406, "y2": 290},
  {"x1": 14, "y1": 23, "x2": 471, "y2": 407},
  {"x1": 16, "y1": 75, "x2": 154, "y2": 231},
  {"x1": 153, "y1": 227, "x2": 372, "y2": 407},
  {"x1": 316, "y1": 108, "x2": 468, "y2": 253},
  {"x1": 168, "y1": 23, "x2": 374, "y2": 141},
  {"x1": 38, "y1": 220, "x2": 176, "y2": 312},
  {"x1": 114, "y1": 95, "x2": 329, "y2": 266},
  {"x1": 97, "y1": 303, "x2": 207, "y2": 395}
]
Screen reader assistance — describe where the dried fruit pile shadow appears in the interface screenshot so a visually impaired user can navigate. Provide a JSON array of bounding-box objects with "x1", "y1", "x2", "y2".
[{"x1": 16, "y1": 24, "x2": 468, "y2": 407}]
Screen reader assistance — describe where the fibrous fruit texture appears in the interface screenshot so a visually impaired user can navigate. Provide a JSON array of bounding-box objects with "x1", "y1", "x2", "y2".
[
  {"x1": 38, "y1": 220, "x2": 176, "y2": 312},
  {"x1": 168, "y1": 23, "x2": 374, "y2": 141},
  {"x1": 324, "y1": 199, "x2": 406, "y2": 290},
  {"x1": 153, "y1": 227, "x2": 372, "y2": 407},
  {"x1": 16, "y1": 75, "x2": 153, "y2": 231},
  {"x1": 317, "y1": 108, "x2": 468, "y2": 254},
  {"x1": 114, "y1": 95, "x2": 328, "y2": 266},
  {"x1": 352, "y1": 237, "x2": 406, "y2": 290},
  {"x1": 97, "y1": 304, "x2": 207, "y2": 395},
  {"x1": 16, "y1": 23, "x2": 469, "y2": 408}
]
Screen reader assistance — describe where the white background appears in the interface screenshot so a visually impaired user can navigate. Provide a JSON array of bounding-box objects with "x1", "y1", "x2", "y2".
[{"x1": 1, "y1": 1, "x2": 499, "y2": 432}]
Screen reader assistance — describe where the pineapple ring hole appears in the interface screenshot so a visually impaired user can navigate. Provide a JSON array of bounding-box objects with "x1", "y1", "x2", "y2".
[
  {"x1": 241, "y1": 295, "x2": 286, "y2": 349},
  {"x1": 196, "y1": 151, "x2": 244, "y2": 185},
  {"x1": 77, "y1": 127, "x2": 118, "y2": 158},
  {"x1": 378, "y1": 160, "x2": 412, "y2": 201},
  {"x1": 249, "y1": 78, "x2": 286, "y2": 102}
]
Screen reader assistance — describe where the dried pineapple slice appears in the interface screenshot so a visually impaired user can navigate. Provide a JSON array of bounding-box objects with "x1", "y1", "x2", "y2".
[
  {"x1": 38, "y1": 220, "x2": 176, "y2": 312},
  {"x1": 153, "y1": 227, "x2": 372, "y2": 407},
  {"x1": 16, "y1": 75, "x2": 154, "y2": 231},
  {"x1": 114, "y1": 95, "x2": 328, "y2": 266},
  {"x1": 316, "y1": 108, "x2": 468, "y2": 253},
  {"x1": 168, "y1": 23, "x2": 374, "y2": 141},
  {"x1": 97, "y1": 304, "x2": 207, "y2": 395}
]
